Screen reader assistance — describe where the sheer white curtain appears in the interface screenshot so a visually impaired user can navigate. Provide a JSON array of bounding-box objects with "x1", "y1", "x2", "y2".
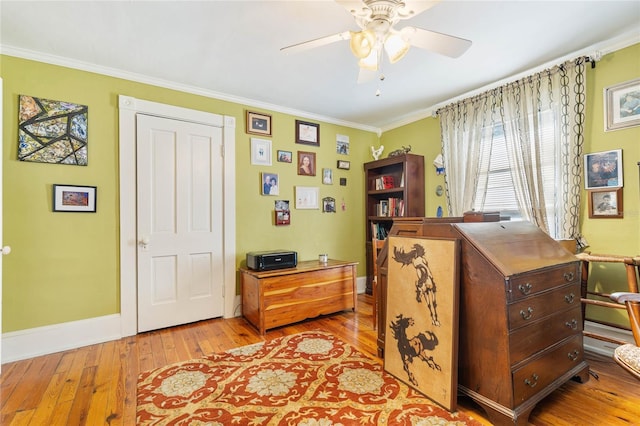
[{"x1": 438, "y1": 58, "x2": 587, "y2": 239}]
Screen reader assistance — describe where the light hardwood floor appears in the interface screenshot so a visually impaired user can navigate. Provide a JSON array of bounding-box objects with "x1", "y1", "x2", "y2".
[{"x1": 1, "y1": 294, "x2": 639, "y2": 425}]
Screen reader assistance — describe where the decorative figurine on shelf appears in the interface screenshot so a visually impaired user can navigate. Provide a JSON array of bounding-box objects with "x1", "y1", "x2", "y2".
[
  {"x1": 388, "y1": 145, "x2": 412, "y2": 157},
  {"x1": 371, "y1": 145, "x2": 384, "y2": 160}
]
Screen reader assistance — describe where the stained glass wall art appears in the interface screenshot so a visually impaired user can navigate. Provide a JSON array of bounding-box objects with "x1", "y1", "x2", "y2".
[{"x1": 18, "y1": 95, "x2": 88, "y2": 165}]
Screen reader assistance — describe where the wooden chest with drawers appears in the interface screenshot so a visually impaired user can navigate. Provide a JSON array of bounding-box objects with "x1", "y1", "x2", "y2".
[
  {"x1": 376, "y1": 219, "x2": 589, "y2": 425},
  {"x1": 240, "y1": 259, "x2": 357, "y2": 335},
  {"x1": 452, "y1": 221, "x2": 589, "y2": 425}
]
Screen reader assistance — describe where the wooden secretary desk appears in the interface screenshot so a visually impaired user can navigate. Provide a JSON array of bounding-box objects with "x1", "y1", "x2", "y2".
[{"x1": 377, "y1": 218, "x2": 589, "y2": 426}]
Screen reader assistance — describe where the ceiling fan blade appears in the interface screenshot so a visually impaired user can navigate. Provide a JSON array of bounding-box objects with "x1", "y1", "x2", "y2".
[
  {"x1": 280, "y1": 31, "x2": 351, "y2": 54},
  {"x1": 402, "y1": 26, "x2": 472, "y2": 58},
  {"x1": 357, "y1": 67, "x2": 377, "y2": 84}
]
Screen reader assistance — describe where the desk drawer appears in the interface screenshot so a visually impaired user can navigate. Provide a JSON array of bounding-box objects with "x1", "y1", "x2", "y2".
[
  {"x1": 508, "y1": 263, "x2": 579, "y2": 302},
  {"x1": 509, "y1": 305, "x2": 582, "y2": 366},
  {"x1": 512, "y1": 335, "x2": 584, "y2": 404},
  {"x1": 508, "y1": 283, "x2": 580, "y2": 330}
]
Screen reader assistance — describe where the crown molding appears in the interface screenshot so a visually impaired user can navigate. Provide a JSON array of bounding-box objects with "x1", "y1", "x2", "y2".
[{"x1": 0, "y1": 45, "x2": 380, "y2": 135}]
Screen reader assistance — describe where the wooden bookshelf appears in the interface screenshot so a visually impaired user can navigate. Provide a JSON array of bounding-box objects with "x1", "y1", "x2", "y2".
[{"x1": 363, "y1": 154, "x2": 424, "y2": 293}]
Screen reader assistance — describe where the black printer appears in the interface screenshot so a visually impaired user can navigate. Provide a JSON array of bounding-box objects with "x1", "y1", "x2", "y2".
[{"x1": 246, "y1": 250, "x2": 297, "y2": 271}]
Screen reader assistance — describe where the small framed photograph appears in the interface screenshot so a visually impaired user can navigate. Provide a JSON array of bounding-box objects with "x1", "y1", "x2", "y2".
[
  {"x1": 53, "y1": 184, "x2": 97, "y2": 212},
  {"x1": 251, "y1": 138, "x2": 272, "y2": 166},
  {"x1": 295, "y1": 120, "x2": 320, "y2": 146},
  {"x1": 246, "y1": 111, "x2": 272, "y2": 136},
  {"x1": 322, "y1": 168, "x2": 333, "y2": 185},
  {"x1": 604, "y1": 78, "x2": 640, "y2": 131},
  {"x1": 295, "y1": 186, "x2": 319, "y2": 209},
  {"x1": 277, "y1": 150, "x2": 292, "y2": 163},
  {"x1": 261, "y1": 172, "x2": 279, "y2": 196},
  {"x1": 588, "y1": 188, "x2": 623, "y2": 219},
  {"x1": 275, "y1": 200, "x2": 290, "y2": 226},
  {"x1": 322, "y1": 197, "x2": 336, "y2": 213},
  {"x1": 298, "y1": 151, "x2": 316, "y2": 176},
  {"x1": 336, "y1": 134, "x2": 350, "y2": 155},
  {"x1": 337, "y1": 160, "x2": 350, "y2": 170},
  {"x1": 584, "y1": 149, "x2": 622, "y2": 189}
]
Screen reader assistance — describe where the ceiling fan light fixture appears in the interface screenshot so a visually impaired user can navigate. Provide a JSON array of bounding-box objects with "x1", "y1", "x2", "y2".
[
  {"x1": 358, "y1": 48, "x2": 379, "y2": 71},
  {"x1": 384, "y1": 31, "x2": 410, "y2": 63},
  {"x1": 349, "y1": 30, "x2": 376, "y2": 58}
]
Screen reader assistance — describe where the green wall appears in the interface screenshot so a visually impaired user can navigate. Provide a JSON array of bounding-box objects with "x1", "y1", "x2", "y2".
[
  {"x1": 1, "y1": 55, "x2": 377, "y2": 332},
  {"x1": 579, "y1": 43, "x2": 640, "y2": 327},
  {"x1": 2, "y1": 43, "x2": 638, "y2": 333},
  {"x1": 382, "y1": 43, "x2": 640, "y2": 328}
]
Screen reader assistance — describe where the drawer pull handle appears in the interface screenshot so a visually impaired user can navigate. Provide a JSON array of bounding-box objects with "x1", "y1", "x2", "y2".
[
  {"x1": 565, "y1": 319, "x2": 578, "y2": 330},
  {"x1": 524, "y1": 373, "x2": 539, "y2": 388},
  {"x1": 520, "y1": 307, "x2": 534, "y2": 320},
  {"x1": 568, "y1": 349, "x2": 580, "y2": 361},
  {"x1": 565, "y1": 293, "x2": 575, "y2": 304},
  {"x1": 563, "y1": 271, "x2": 575, "y2": 282},
  {"x1": 518, "y1": 283, "x2": 532, "y2": 295}
]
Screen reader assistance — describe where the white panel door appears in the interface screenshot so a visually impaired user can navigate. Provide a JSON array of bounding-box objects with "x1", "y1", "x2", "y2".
[{"x1": 136, "y1": 114, "x2": 223, "y2": 332}]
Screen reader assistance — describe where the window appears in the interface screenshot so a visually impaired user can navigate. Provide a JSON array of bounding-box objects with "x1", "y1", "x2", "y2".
[{"x1": 473, "y1": 109, "x2": 561, "y2": 236}]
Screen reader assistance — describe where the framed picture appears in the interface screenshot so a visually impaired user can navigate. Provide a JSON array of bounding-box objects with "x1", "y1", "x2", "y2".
[
  {"x1": 295, "y1": 186, "x2": 319, "y2": 209},
  {"x1": 295, "y1": 120, "x2": 320, "y2": 146},
  {"x1": 322, "y1": 168, "x2": 333, "y2": 185},
  {"x1": 277, "y1": 150, "x2": 292, "y2": 163},
  {"x1": 336, "y1": 134, "x2": 350, "y2": 155},
  {"x1": 337, "y1": 160, "x2": 350, "y2": 170},
  {"x1": 261, "y1": 172, "x2": 279, "y2": 196},
  {"x1": 298, "y1": 151, "x2": 316, "y2": 176},
  {"x1": 588, "y1": 188, "x2": 623, "y2": 219},
  {"x1": 322, "y1": 197, "x2": 336, "y2": 213},
  {"x1": 604, "y1": 78, "x2": 640, "y2": 131},
  {"x1": 246, "y1": 111, "x2": 272, "y2": 136},
  {"x1": 384, "y1": 236, "x2": 460, "y2": 411},
  {"x1": 584, "y1": 149, "x2": 622, "y2": 189},
  {"x1": 275, "y1": 200, "x2": 290, "y2": 226},
  {"x1": 251, "y1": 138, "x2": 272, "y2": 166},
  {"x1": 53, "y1": 184, "x2": 97, "y2": 212}
]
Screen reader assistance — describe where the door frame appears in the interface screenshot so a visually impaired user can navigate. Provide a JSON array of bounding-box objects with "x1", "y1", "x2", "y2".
[{"x1": 118, "y1": 95, "x2": 236, "y2": 337}]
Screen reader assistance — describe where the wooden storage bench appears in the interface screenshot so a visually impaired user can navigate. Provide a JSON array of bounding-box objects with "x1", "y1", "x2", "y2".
[{"x1": 240, "y1": 259, "x2": 358, "y2": 334}]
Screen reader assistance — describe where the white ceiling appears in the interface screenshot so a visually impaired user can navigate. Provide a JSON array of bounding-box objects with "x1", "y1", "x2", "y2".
[{"x1": 1, "y1": 1, "x2": 639, "y2": 131}]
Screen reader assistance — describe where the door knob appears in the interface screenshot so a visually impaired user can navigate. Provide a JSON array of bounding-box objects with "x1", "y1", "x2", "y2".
[
  {"x1": 1, "y1": 246, "x2": 11, "y2": 255},
  {"x1": 138, "y1": 236, "x2": 150, "y2": 250}
]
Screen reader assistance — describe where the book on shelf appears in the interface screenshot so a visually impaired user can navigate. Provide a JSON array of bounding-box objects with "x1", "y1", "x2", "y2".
[
  {"x1": 371, "y1": 222, "x2": 388, "y2": 240},
  {"x1": 375, "y1": 175, "x2": 395, "y2": 190}
]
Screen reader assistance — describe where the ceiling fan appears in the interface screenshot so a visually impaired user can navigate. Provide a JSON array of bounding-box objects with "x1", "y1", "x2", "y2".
[{"x1": 280, "y1": 0, "x2": 472, "y2": 80}]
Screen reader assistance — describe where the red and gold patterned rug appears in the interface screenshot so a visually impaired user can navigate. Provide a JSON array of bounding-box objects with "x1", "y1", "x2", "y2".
[{"x1": 137, "y1": 331, "x2": 482, "y2": 425}]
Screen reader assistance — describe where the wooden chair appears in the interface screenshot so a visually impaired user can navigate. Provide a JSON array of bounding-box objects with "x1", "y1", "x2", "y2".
[
  {"x1": 575, "y1": 252, "x2": 640, "y2": 344},
  {"x1": 609, "y1": 289, "x2": 640, "y2": 379},
  {"x1": 371, "y1": 227, "x2": 386, "y2": 330}
]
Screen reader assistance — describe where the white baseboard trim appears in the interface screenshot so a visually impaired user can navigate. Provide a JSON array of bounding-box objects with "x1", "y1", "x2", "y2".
[
  {"x1": 3, "y1": 309, "x2": 630, "y2": 366},
  {"x1": 1, "y1": 314, "x2": 122, "y2": 364},
  {"x1": 583, "y1": 320, "x2": 633, "y2": 357},
  {"x1": 357, "y1": 276, "x2": 367, "y2": 295}
]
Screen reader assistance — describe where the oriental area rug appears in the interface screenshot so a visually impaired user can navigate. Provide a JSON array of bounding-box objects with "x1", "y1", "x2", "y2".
[{"x1": 136, "y1": 331, "x2": 482, "y2": 425}]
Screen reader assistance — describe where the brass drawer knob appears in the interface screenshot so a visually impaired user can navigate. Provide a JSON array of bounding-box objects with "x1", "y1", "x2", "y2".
[
  {"x1": 565, "y1": 293, "x2": 575, "y2": 304},
  {"x1": 518, "y1": 283, "x2": 533, "y2": 295},
  {"x1": 563, "y1": 271, "x2": 575, "y2": 281},
  {"x1": 524, "y1": 373, "x2": 539, "y2": 388},
  {"x1": 520, "y1": 307, "x2": 534, "y2": 320}
]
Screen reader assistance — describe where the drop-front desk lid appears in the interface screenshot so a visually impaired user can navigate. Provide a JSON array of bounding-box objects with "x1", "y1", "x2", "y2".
[{"x1": 453, "y1": 221, "x2": 577, "y2": 277}]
